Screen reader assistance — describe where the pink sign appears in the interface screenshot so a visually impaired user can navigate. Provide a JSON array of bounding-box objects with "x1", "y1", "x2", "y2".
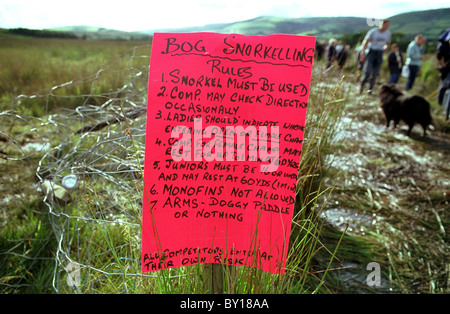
[{"x1": 142, "y1": 32, "x2": 315, "y2": 274}]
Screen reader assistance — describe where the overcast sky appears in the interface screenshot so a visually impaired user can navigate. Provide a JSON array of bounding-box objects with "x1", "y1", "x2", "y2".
[{"x1": 0, "y1": 0, "x2": 448, "y2": 32}]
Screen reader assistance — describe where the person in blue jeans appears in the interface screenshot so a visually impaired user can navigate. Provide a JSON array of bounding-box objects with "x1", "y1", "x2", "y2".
[
  {"x1": 405, "y1": 34, "x2": 426, "y2": 91},
  {"x1": 359, "y1": 19, "x2": 391, "y2": 95}
]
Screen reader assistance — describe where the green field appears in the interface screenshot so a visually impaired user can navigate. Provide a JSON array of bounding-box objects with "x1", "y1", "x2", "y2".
[{"x1": 0, "y1": 34, "x2": 151, "y2": 113}]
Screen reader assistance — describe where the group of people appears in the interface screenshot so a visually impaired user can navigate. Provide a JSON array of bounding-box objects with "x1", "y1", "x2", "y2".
[
  {"x1": 357, "y1": 19, "x2": 428, "y2": 94},
  {"x1": 320, "y1": 19, "x2": 450, "y2": 119},
  {"x1": 321, "y1": 39, "x2": 350, "y2": 70}
]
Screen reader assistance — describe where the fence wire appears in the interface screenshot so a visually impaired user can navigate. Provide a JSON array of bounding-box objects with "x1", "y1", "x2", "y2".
[{"x1": 1, "y1": 44, "x2": 162, "y2": 293}]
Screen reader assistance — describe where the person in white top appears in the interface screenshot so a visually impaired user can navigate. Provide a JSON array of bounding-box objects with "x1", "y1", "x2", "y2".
[{"x1": 359, "y1": 19, "x2": 391, "y2": 95}]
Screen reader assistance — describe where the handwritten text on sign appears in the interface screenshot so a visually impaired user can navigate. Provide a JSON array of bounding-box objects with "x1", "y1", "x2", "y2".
[{"x1": 142, "y1": 33, "x2": 315, "y2": 274}]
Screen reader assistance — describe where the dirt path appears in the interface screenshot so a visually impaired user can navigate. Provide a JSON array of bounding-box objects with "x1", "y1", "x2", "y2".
[{"x1": 319, "y1": 73, "x2": 449, "y2": 293}]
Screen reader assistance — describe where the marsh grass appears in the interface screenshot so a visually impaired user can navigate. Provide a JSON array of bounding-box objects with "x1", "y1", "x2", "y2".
[
  {"x1": 0, "y1": 37, "x2": 150, "y2": 114},
  {"x1": 0, "y1": 199, "x2": 55, "y2": 293}
]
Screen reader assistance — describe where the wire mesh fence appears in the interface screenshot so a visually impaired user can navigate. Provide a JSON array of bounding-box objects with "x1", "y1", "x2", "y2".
[{"x1": 1, "y1": 44, "x2": 158, "y2": 293}]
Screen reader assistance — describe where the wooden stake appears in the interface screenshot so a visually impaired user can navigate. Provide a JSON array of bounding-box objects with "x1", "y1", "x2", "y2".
[{"x1": 205, "y1": 263, "x2": 223, "y2": 294}]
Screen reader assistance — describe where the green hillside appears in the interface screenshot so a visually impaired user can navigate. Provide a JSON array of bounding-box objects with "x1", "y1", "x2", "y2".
[
  {"x1": 50, "y1": 25, "x2": 152, "y2": 40},
  {"x1": 143, "y1": 16, "x2": 372, "y2": 38},
  {"x1": 1, "y1": 25, "x2": 152, "y2": 41},
  {"x1": 2, "y1": 8, "x2": 448, "y2": 42},
  {"x1": 388, "y1": 8, "x2": 450, "y2": 40},
  {"x1": 144, "y1": 8, "x2": 449, "y2": 40}
]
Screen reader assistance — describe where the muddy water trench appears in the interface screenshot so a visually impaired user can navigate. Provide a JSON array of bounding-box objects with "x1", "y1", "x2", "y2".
[{"x1": 316, "y1": 77, "x2": 449, "y2": 293}]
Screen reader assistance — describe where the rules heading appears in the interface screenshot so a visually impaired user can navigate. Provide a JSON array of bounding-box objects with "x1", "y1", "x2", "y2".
[{"x1": 160, "y1": 34, "x2": 315, "y2": 69}]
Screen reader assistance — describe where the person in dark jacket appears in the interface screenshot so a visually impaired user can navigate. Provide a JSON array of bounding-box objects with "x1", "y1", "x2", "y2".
[
  {"x1": 326, "y1": 38, "x2": 337, "y2": 69},
  {"x1": 436, "y1": 28, "x2": 450, "y2": 119},
  {"x1": 387, "y1": 43, "x2": 404, "y2": 84}
]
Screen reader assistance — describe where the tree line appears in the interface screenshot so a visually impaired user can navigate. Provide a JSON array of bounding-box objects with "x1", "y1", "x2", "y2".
[{"x1": 8, "y1": 28, "x2": 78, "y2": 39}]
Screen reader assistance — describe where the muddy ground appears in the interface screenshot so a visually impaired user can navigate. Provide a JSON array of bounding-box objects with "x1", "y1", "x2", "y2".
[{"x1": 317, "y1": 71, "x2": 449, "y2": 293}]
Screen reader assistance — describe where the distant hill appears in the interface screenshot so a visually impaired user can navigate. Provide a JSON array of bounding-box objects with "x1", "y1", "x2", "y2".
[
  {"x1": 1, "y1": 25, "x2": 152, "y2": 41},
  {"x1": 388, "y1": 8, "x2": 449, "y2": 40},
  {"x1": 2, "y1": 27, "x2": 78, "y2": 39},
  {"x1": 142, "y1": 8, "x2": 450, "y2": 41},
  {"x1": 143, "y1": 16, "x2": 372, "y2": 38},
  {"x1": 49, "y1": 26, "x2": 152, "y2": 40},
  {"x1": 2, "y1": 8, "x2": 448, "y2": 43}
]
